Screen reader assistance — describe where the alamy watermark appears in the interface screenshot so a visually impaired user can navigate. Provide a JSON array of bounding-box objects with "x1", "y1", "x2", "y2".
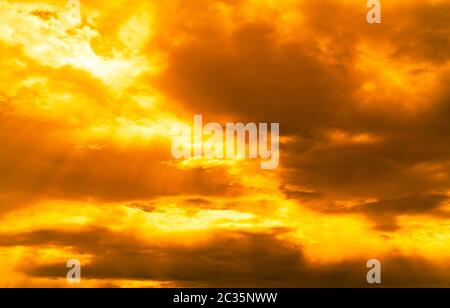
[
  {"x1": 367, "y1": 0, "x2": 381, "y2": 24},
  {"x1": 65, "y1": 0, "x2": 82, "y2": 27},
  {"x1": 366, "y1": 259, "x2": 382, "y2": 284},
  {"x1": 171, "y1": 115, "x2": 280, "y2": 170},
  {"x1": 66, "y1": 259, "x2": 81, "y2": 284}
]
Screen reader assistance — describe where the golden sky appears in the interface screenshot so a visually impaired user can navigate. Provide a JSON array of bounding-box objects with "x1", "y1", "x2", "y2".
[{"x1": 1, "y1": 0, "x2": 450, "y2": 287}]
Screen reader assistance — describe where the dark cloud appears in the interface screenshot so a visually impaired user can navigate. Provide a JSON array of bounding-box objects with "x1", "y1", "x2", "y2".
[
  {"x1": 299, "y1": 1, "x2": 450, "y2": 64},
  {"x1": 283, "y1": 138, "x2": 450, "y2": 200},
  {"x1": 389, "y1": 2, "x2": 450, "y2": 64},
  {"x1": 2, "y1": 227, "x2": 449, "y2": 287},
  {"x1": 155, "y1": 0, "x2": 450, "y2": 129},
  {"x1": 280, "y1": 185, "x2": 321, "y2": 201},
  {"x1": 152, "y1": 0, "x2": 450, "y2": 216},
  {"x1": 156, "y1": 20, "x2": 357, "y2": 136},
  {"x1": 353, "y1": 194, "x2": 448, "y2": 215},
  {"x1": 343, "y1": 194, "x2": 449, "y2": 231}
]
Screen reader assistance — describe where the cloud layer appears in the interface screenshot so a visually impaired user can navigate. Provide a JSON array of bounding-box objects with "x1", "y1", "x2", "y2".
[{"x1": 0, "y1": 0, "x2": 450, "y2": 287}]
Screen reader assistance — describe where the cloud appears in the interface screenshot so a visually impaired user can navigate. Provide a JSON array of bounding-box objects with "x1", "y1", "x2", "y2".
[
  {"x1": 1, "y1": 0, "x2": 450, "y2": 287},
  {"x1": 342, "y1": 194, "x2": 449, "y2": 231},
  {"x1": 0, "y1": 117, "x2": 240, "y2": 208},
  {"x1": 0, "y1": 7, "x2": 244, "y2": 210},
  {"x1": 1, "y1": 226, "x2": 449, "y2": 287},
  {"x1": 152, "y1": 0, "x2": 450, "y2": 212},
  {"x1": 353, "y1": 194, "x2": 449, "y2": 215},
  {"x1": 156, "y1": 19, "x2": 357, "y2": 135}
]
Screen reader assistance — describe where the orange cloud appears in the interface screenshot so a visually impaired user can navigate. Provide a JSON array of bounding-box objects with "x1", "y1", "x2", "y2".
[{"x1": 0, "y1": 0, "x2": 450, "y2": 287}]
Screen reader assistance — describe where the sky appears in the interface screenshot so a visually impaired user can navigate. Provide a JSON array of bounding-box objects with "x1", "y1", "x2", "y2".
[{"x1": 0, "y1": 0, "x2": 450, "y2": 287}]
